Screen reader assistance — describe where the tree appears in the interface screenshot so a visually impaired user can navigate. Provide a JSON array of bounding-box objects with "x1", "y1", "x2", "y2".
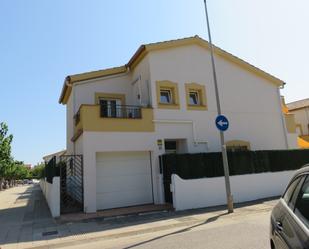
[
  {"x1": 0, "y1": 122, "x2": 13, "y2": 190},
  {"x1": 31, "y1": 162, "x2": 45, "y2": 179}
]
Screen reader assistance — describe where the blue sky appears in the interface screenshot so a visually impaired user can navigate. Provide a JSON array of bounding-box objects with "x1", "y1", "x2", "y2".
[{"x1": 0, "y1": 0, "x2": 308, "y2": 165}]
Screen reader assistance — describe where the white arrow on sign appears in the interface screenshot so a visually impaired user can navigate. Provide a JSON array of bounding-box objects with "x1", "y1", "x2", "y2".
[{"x1": 217, "y1": 120, "x2": 228, "y2": 127}]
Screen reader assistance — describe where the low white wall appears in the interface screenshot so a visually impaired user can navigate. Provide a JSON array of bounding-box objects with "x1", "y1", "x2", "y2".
[
  {"x1": 171, "y1": 171, "x2": 295, "y2": 211},
  {"x1": 40, "y1": 177, "x2": 60, "y2": 217}
]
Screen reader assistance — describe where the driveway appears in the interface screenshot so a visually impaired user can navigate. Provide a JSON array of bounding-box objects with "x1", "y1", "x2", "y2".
[{"x1": 0, "y1": 183, "x2": 278, "y2": 249}]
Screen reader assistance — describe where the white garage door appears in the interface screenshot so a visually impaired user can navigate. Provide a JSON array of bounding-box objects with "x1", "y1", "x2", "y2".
[{"x1": 96, "y1": 151, "x2": 153, "y2": 210}]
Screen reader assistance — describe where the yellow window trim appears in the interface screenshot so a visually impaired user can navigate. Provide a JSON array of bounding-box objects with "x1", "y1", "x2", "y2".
[
  {"x1": 156, "y1": 81, "x2": 180, "y2": 109},
  {"x1": 94, "y1": 92, "x2": 126, "y2": 105},
  {"x1": 226, "y1": 140, "x2": 251, "y2": 150},
  {"x1": 185, "y1": 83, "x2": 207, "y2": 111}
]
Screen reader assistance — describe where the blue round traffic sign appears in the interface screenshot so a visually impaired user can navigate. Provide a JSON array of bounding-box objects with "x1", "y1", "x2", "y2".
[{"x1": 215, "y1": 115, "x2": 229, "y2": 131}]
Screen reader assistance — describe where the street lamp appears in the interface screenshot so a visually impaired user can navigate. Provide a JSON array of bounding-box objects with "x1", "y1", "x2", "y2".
[{"x1": 203, "y1": 0, "x2": 234, "y2": 213}]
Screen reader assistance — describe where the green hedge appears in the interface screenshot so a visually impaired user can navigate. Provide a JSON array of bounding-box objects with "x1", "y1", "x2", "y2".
[
  {"x1": 45, "y1": 157, "x2": 60, "y2": 183},
  {"x1": 162, "y1": 149, "x2": 309, "y2": 180},
  {"x1": 161, "y1": 149, "x2": 309, "y2": 203}
]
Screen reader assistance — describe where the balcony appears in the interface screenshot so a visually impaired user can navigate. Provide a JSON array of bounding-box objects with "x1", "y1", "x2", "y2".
[{"x1": 72, "y1": 104, "x2": 154, "y2": 141}]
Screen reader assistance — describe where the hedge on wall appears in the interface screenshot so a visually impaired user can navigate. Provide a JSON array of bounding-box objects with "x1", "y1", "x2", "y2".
[
  {"x1": 161, "y1": 149, "x2": 309, "y2": 180},
  {"x1": 45, "y1": 156, "x2": 60, "y2": 184}
]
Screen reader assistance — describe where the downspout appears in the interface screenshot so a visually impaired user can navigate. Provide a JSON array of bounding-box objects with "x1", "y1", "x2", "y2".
[
  {"x1": 131, "y1": 75, "x2": 142, "y2": 105},
  {"x1": 65, "y1": 78, "x2": 76, "y2": 155},
  {"x1": 277, "y1": 84, "x2": 289, "y2": 149}
]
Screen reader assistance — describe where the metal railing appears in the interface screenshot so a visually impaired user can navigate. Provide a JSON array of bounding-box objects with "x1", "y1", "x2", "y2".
[
  {"x1": 100, "y1": 104, "x2": 142, "y2": 119},
  {"x1": 60, "y1": 155, "x2": 83, "y2": 214}
]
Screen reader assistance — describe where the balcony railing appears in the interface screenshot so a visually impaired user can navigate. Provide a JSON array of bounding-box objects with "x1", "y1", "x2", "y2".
[
  {"x1": 100, "y1": 104, "x2": 142, "y2": 119},
  {"x1": 71, "y1": 104, "x2": 154, "y2": 141}
]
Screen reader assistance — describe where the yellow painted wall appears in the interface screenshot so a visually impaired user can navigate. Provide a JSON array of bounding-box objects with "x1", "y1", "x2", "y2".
[
  {"x1": 298, "y1": 136, "x2": 309, "y2": 148},
  {"x1": 74, "y1": 105, "x2": 155, "y2": 136},
  {"x1": 284, "y1": 114, "x2": 296, "y2": 133}
]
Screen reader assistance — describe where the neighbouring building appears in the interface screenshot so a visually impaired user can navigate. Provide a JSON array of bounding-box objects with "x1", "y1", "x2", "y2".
[
  {"x1": 287, "y1": 98, "x2": 309, "y2": 148},
  {"x1": 43, "y1": 150, "x2": 67, "y2": 163},
  {"x1": 57, "y1": 36, "x2": 298, "y2": 213},
  {"x1": 24, "y1": 164, "x2": 32, "y2": 170}
]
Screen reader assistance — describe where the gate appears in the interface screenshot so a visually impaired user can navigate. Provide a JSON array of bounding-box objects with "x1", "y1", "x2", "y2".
[
  {"x1": 59, "y1": 155, "x2": 84, "y2": 214},
  {"x1": 160, "y1": 155, "x2": 174, "y2": 204}
]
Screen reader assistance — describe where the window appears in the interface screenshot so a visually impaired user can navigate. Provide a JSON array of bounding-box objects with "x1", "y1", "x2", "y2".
[
  {"x1": 189, "y1": 91, "x2": 199, "y2": 105},
  {"x1": 226, "y1": 140, "x2": 251, "y2": 151},
  {"x1": 156, "y1": 81, "x2": 180, "y2": 109},
  {"x1": 283, "y1": 177, "x2": 302, "y2": 204},
  {"x1": 288, "y1": 176, "x2": 305, "y2": 209},
  {"x1": 185, "y1": 83, "x2": 207, "y2": 110},
  {"x1": 160, "y1": 89, "x2": 172, "y2": 104},
  {"x1": 294, "y1": 175, "x2": 309, "y2": 229},
  {"x1": 99, "y1": 98, "x2": 121, "y2": 118}
]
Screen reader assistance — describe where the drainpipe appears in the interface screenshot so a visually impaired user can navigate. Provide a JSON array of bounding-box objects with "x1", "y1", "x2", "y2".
[
  {"x1": 277, "y1": 84, "x2": 289, "y2": 149},
  {"x1": 131, "y1": 75, "x2": 142, "y2": 105}
]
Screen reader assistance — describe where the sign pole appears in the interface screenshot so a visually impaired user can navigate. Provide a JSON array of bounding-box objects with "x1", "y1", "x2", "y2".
[{"x1": 203, "y1": 0, "x2": 234, "y2": 213}]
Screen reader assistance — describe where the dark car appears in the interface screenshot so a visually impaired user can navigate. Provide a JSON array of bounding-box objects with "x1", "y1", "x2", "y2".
[{"x1": 270, "y1": 165, "x2": 309, "y2": 249}]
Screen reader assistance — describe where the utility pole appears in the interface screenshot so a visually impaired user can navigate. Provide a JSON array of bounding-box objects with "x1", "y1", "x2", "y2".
[{"x1": 203, "y1": 0, "x2": 234, "y2": 213}]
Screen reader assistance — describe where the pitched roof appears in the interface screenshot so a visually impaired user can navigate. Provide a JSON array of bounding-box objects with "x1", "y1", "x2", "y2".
[
  {"x1": 59, "y1": 35, "x2": 285, "y2": 104},
  {"x1": 287, "y1": 98, "x2": 309, "y2": 111},
  {"x1": 42, "y1": 150, "x2": 66, "y2": 162}
]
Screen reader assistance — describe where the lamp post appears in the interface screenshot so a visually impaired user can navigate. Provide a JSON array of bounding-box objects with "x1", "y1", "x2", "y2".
[{"x1": 203, "y1": 0, "x2": 234, "y2": 213}]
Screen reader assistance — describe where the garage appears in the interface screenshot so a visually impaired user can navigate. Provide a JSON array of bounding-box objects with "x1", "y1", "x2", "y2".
[{"x1": 96, "y1": 151, "x2": 154, "y2": 210}]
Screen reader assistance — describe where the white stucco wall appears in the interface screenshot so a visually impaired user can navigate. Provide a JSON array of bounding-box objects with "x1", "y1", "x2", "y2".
[
  {"x1": 66, "y1": 95, "x2": 74, "y2": 154},
  {"x1": 75, "y1": 134, "x2": 83, "y2": 155},
  {"x1": 171, "y1": 171, "x2": 295, "y2": 211},
  {"x1": 287, "y1": 133, "x2": 299, "y2": 149},
  {"x1": 148, "y1": 44, "x2": 288, "y2": 151},
  {"x1": 72, "y1": 55, "x2": 152, "y2": 112},
  {"x1": 40, "y1": 177, "x2": 60, "y2": 217},
  {"x1": 131, "y1": 54, "x2": 152, "y2": 106},
  {"x1": 290, "y1": 107, "x2": 309, "y2": 135},
  {"x1": 73, "y1": 73, "x2": 131, "y2": 110}
]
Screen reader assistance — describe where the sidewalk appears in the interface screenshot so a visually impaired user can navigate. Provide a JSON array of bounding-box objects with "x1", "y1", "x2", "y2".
[{"x1": 0, "y1": 184, "x2": 279, "y2": 249}]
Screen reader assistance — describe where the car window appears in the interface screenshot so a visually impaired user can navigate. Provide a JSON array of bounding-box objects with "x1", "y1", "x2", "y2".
[
  {"x1": 294, "y1": 175, "x2": 309, "y2": 229},
  {"x1": 284, "y1": 177, "x2": 302, "y2": 204},
  {"x1": 288, "y1": 176, "x2": 305, "y2": 209}
]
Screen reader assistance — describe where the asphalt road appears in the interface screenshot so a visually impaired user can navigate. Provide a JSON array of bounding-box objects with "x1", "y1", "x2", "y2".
[
  {"x1": 64, "y1": 203, "x2": 274, "y2": 249},
  {"x1": 0, "y1": 185, "x2": 276, "y2": 249}
]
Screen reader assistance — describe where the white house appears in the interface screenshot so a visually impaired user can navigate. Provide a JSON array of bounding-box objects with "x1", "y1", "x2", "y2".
[{"x1": 58, "y1": 36, "x2": 297, "y2": 213}]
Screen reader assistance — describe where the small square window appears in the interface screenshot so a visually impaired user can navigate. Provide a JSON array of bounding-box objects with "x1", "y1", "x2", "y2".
[
  {"x1": 189, "y1": 91, "x2": 199, "y2": 105},
  {"x1": 160, "y1": 90, "x2": 172, "y2": 104}
]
